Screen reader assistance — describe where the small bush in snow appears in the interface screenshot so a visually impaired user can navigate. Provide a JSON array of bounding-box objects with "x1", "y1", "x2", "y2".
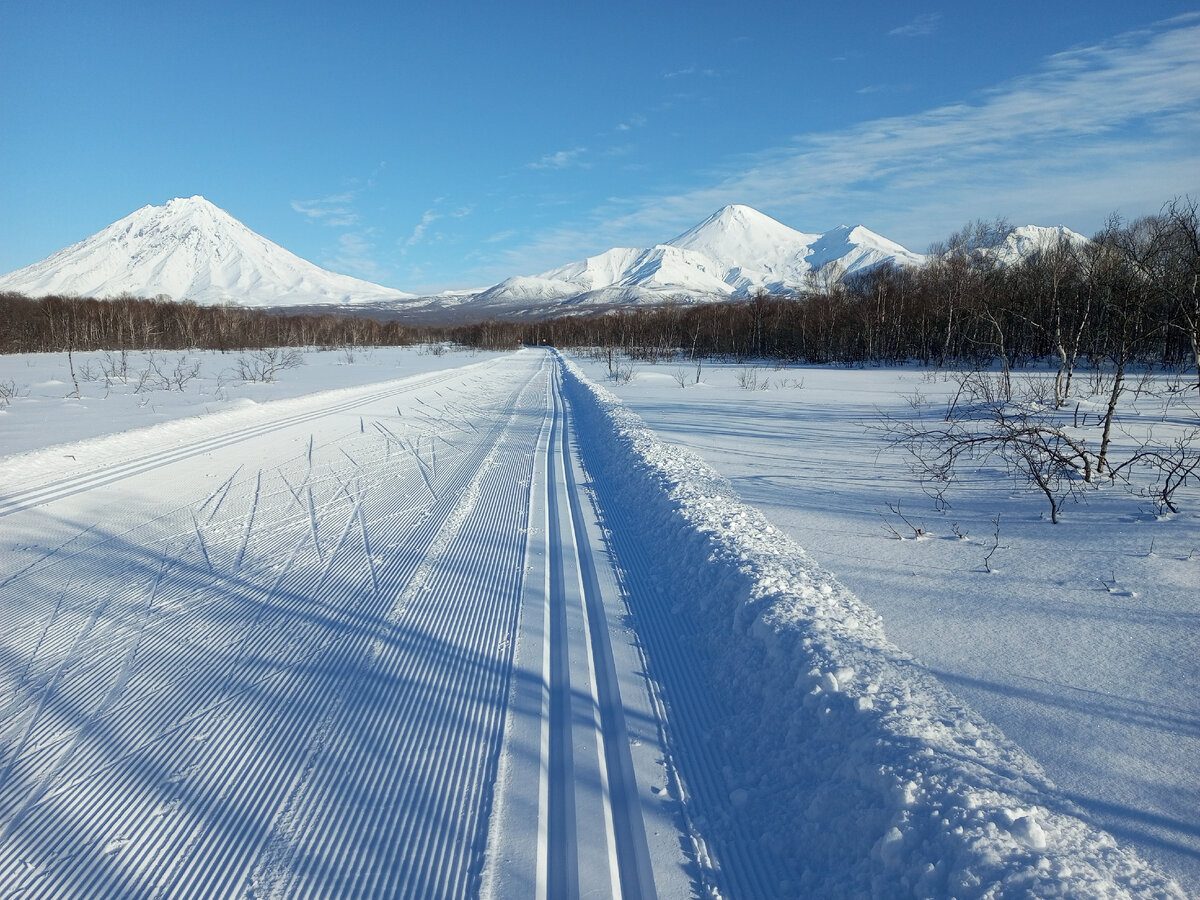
[
  {"x1": 0, "y1": 379, "x2": 26, "y2": 408},
  {"x1": 737, "y1": 367, "x2": 769, "y2": 391},
  {"x1": 883, "y1": 371, "x2": 1200, "y2": 523},
  {"x1": 235, "y1": 348, "x2": 304, "y2": 383}
]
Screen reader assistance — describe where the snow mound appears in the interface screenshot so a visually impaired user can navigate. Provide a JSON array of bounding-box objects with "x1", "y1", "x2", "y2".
[{"x1": 558, "y1": 354, "x2": 1184, "y2": 898}]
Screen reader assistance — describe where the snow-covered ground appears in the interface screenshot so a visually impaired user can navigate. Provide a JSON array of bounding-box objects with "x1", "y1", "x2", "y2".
[
  {"x1": 570, "y1": 354, "x2": 1200, "y2": 896},
  {"x1": 0, "y1": 346, "x2": 1193, "y2": 897}
]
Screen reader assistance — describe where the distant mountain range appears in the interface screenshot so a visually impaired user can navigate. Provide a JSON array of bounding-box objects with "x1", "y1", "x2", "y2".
[
  {"x1": 459, "y1": 204, "x2": 929, "y2": 317},
  {"x1": 0, "y1": 197, "x2": 1086, "y2": 320}
]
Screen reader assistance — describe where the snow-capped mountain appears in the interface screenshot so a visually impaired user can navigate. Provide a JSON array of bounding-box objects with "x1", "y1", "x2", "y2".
[
  {"x1": 0, "y1": 198, "x2": 1090, "y2": 320},
  {"x1": 0, "y1": 196, "x2": 414, "y2": 307},
  {"x1": 977, "y1": 224, "x2": 1089, "y2": 266},
  {"x1": 469, "y1": 205, "x2": 927, "y2": 313}
]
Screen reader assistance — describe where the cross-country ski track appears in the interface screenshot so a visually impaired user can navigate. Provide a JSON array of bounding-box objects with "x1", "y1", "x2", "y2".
[
  {"x1": 0, "y1": 351, "x2": 677, "y2": 899},
  {"x1": 0, "y1": 348, "x2": 1186, "y2": 899}
]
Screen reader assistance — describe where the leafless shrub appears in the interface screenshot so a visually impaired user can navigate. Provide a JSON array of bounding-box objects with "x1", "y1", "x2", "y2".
[
  {"x1": 0, "y1": 379, "x2": 26, "y2": 408},
  {"x1": 881, "y1": 501, "x2": 926, "y2": 539},
  {"x1": 944, "y1": 370, "x2": 1010, "y2": 419},
  {"x1": 235, "y1": 348, "x2": 304, "y2": 383},
  {"x1": 101, "y1": 350, "x2": 131, "y2": 383},
  {"x1": 884, "y1": 373, "x2": 1199, "y2": 523},
  {"x1": 133, "y1": 352, "x2": 165, "y2": 393},
  {"x1": 1015, "y1": 374, "x2": 1055, "y2": 407},
  {"x1": 737, "y1": 367, "x2": 769, "y2": 390},
  {"x1": 1110, "y1": 427, "x2": 1200, "y2": 514},
  {"x1": 983, "y1": 514, "x2": 1005, "y2": 572},
  {"x1": 883, "y1": 385, "x2": 1096, "y2": 524},
  {"x1": 166, "y1": 355, "x2": 202, "y2": 391}
]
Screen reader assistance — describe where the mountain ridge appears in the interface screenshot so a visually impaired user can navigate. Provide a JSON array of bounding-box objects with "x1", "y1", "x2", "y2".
[
  {"x1": 0, "y1": 198, "x2": 1087, "y2": 320},
  {"x1": 466, "y1": 204, "x2": 936, "y2": 315}
]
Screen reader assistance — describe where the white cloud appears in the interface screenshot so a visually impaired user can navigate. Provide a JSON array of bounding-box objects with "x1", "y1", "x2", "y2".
[
  {"x1": 504, "y1": 15, "x2": 1200, "y2": 262},
  {"x1": 889, "y1": 13, "x2": 941, "y2": 38},
  {"x1": 290, "y1": 193, "x2": 359, "y2": 227},
  {"x1": 325, "y1": 231, "x2": 388, "y2": 282},
  {"x1": 529, "y1": 147, "x2": 589, "y2": 170},
  {"x1": 403, "y1": 209, "x2": 440, "y2": 252},
  {"x1": 664, "y1": 65, "x2": 716, "y2": 79}
]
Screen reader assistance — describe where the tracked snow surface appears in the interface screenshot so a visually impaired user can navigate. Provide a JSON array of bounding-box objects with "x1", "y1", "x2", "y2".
[
  {"x1": 0, "y1": 348, "x2": 1186, "y2": 897},
  {"x1": 0, "y1": 196, "x2": 414, "y2": 307}
]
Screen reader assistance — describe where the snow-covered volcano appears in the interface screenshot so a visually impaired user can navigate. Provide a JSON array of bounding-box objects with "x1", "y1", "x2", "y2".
[
  {"x1": 470, "y1": 205, "x2": 927, "y2": 313},
  {"x1": 0, "y1": 196, "x2": 414, "y2": 307},
  {"x1": 1, "y1": 198, "x2": 1088, "y2": 320}
]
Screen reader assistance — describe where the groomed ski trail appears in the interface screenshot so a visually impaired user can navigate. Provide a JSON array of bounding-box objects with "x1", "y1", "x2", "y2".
[
  {"x1": 482, "y1": 363, "x2": 659, "y2": 900},
  {"x1": 0, "y1": 350, "x2": 681, "y2": 899}
]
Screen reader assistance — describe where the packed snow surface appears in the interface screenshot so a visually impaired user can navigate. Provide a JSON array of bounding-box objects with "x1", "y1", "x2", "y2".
[
  {"x1": 0, "y1": 196, "x2": 415, "y2": 307},
  {"x1": 0, "y1": 347, "x2": 1190, "y2": 897}
]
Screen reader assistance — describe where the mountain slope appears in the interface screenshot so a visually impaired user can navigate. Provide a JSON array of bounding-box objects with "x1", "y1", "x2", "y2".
[
  {"x1": 470, "y1": 205, "x2": 929, "y2": 313},
  {"x1": 0, "y1": 196, "x2": 414, "y2": 307},
  {"x1": 980, "y1": 224, "x2": 1090, "y2": 266}
]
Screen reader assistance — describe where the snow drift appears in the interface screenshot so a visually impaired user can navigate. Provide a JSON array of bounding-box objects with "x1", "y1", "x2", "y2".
[{"x1": 558, "y1": 354, "x2": 1183, "y2": 898}]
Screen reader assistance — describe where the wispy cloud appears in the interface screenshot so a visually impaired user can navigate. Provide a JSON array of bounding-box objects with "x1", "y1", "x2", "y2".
[
  {"x1": 400, "y1": 203, "x2": 471, "y2": 254},
  {"x1": 403, "y1": 209, "x2": 440, "y2": 252},
  {"x1": 664, "y1": 65, "x2": 716, "y2": 79},
  {"x1": 501, "y1": 15, "x2": 1200, "y2": 263},
  {"x1": 291, "y1": 193, "x2": 359, "y2": 227},
  {"x1": 889, "y1": 13, "x2": 941, "y2": 37},
  {"x1": 529, "y1": 147, "x2": 589, "y2": 170},
  {"x1": 325, "y1": 231, "x2": 390, "y2": 282}
]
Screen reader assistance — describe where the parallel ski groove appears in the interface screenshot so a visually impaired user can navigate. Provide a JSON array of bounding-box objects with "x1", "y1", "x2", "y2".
[
  {"x1": 0, "y1": 366, "x2": 470, "y2": 518},
  {"x1": 0, "y1": 356, "x2": 544, "y2": 896},
  {"x1": 0, "y1": 352, "x2": 686, "y2": 899},
  {"x1": 560, "y1": 366, "x2": 789, "y2": 898}
]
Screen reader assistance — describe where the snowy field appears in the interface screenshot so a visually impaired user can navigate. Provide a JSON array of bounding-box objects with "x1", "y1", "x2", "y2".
[
  {"x1": 0, "y1": 346, "x2": 1194, "y2": 897},
  {"x1": 569, "y1": 353, "x2": 1200, "y2": 896}
]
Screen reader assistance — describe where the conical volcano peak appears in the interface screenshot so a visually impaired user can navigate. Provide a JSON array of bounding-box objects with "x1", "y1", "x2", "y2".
[{"x1": 0, "y1": 197, "x2": 414, "y2": 307}]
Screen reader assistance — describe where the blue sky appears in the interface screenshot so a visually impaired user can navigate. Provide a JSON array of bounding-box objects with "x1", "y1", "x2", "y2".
[{"x1": 3, "y1": 1, "x2": 1199, "y2": 293}]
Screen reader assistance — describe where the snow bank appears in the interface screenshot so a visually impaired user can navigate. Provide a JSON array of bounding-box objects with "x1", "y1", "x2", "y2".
[{"x1": 558, "y1": 355, "x2": 1184, "y2": 899}]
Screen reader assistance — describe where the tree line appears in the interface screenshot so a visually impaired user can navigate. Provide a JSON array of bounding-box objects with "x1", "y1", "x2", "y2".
[{"x1": 0, "y1": 293, "x2": 433, "y2": 354}]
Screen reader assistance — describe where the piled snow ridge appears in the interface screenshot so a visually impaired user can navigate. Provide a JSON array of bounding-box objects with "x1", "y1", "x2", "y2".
[{"x1": 558, "y1": 355, "x2": 1184, "y2": 899}]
